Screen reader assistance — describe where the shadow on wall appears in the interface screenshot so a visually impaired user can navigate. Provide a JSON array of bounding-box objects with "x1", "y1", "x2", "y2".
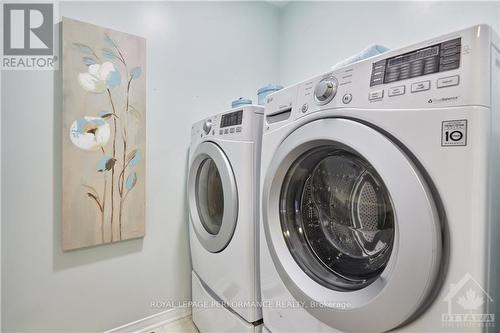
[
  {"x1": 52, "y1": 22, "x2": 143, "y2": 271},
  {"x1": 184, "y1": 147, "x2": 193, "y2": 299}
]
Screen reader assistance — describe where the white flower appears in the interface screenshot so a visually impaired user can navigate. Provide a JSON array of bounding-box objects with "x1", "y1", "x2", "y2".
[
  {"x1": 77, "y1": 62, "x2": 121, "y2": 93},
  {"x1": 70, "y1": 116, "x2": 110, "y2": 151}
]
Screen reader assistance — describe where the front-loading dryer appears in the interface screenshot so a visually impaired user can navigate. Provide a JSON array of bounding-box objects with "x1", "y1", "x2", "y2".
[
  {"x1": 260, "y1": 25, "x2": 500, "y2": 332},
  {"x1": 188, "y1": 105, "x2": 263, "y2": 332}
]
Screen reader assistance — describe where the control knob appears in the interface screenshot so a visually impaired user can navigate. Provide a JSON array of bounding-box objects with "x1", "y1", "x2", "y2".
[
  {"x1": 203, "y1": 119, "x2": 212, "y2": 134},
  {"x1": 314, "y1": 77, "x2": 338, "y2": 105}
]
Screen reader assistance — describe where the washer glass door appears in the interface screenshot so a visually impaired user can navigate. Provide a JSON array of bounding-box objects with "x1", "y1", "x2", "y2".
[
  {"x1": 188, "y1": 141, "x2": 238, "y2": 253},
  {"x1": 281, "y1": 146, "x2": 395, "y2": 291}
]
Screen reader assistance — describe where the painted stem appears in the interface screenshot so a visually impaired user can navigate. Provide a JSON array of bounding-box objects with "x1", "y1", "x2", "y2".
[
  {"x1": 118, "y1": 76, "x2": 132, "y2": 241},
  {"x1": 87, "y1": 191, "x2": 104, "y2": 244},
  {"x1": 107, "y1": 88, "x2": 117, "y2": 242},
  {"x1": 105, "y1": 35, "x2": 132, "y2": 241},
  {"x1": 115, "y1": 42, "x2": 130, "y2": 241},
  {"x1": 101, "y1": 176, "x2": 107, "y2": 243},
  {"x1": 88, "y1": 195, "x2": 102, "y2": 212},
  {"x1": 100, "y1": 146, "x2": 107, "y2": 243}
]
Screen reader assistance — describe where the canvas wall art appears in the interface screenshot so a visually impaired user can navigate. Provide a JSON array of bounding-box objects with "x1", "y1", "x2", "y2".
[{"x1": 62, "y1": 18, "x2": 146, "y2": 250}]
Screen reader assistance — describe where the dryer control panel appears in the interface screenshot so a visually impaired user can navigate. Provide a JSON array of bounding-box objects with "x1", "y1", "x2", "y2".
[
  {"x1": 220, "y1": 110, "x2": 243, "y2": 129},
  {"x1": 191, "y1": 105, "x2": 264, "y2": 145}
]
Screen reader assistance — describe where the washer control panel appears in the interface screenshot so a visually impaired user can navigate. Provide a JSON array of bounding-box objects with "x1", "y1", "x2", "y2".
[
  {"x1": 364, "y1": 37, "x2": 463, "y2": 103},
  {"x1": 370, "y1": 38, "x2": 461, "y2": 87},
  {"x1": 368, "y1": 74, "x2": 460, "y2": 102},
  {"x1": 264, "y1": 25, "x2": 491, "y2": 125}
]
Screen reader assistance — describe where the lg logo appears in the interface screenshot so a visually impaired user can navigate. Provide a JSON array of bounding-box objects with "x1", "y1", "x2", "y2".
[{"x1": 3, "y1": 3, "x2": 53, "y2": 55}]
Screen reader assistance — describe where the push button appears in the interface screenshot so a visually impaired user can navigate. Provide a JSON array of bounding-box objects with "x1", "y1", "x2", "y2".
[
  {"x1": 440, "y1": 62, "x2": 460, "y2": 71},
  {"x1": 370, "y1": 77, "x2": 384, "y2": 86},
  {"x1": 230, "y1": 128, "x2": 235, "y2": 133},
  {"x1": 441, "y1": 38, "x2": 461, "y2": 49},
  {"x1": 411, "y1": 80, "x2": 430, "y2": 93},
  {"x1": 342, "y1": 93, "x2": 352, "y2": 104},
  {"x1": 437, "y1": 75, "x2": 459, "y2": 88},
  {"x1": 388, "y1": 86, "x2": 405, "y2": 97},
  {"x1": 236, "y1": 127, "x2": 242, "y2": 133},
  {"x1": 368, "y1": 90, "x2": 384, "y2": 100}
]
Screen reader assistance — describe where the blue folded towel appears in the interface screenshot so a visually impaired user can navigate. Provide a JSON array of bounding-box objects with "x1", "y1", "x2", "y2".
[{"x1": 332, "y1": 44, "x2": 389, "y2": 70}]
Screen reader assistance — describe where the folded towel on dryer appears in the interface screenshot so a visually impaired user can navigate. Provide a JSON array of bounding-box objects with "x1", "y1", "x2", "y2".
[{"x1": 332, "y1": 44, "x2": 389, "y2": 70}]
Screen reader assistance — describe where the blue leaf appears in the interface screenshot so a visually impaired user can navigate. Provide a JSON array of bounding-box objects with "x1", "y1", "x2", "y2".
[
  {"x1": 126, "y1": 172, "x2": 137, "y2": 191},
  {"x1": 73, "y1": 43, "x2": 93, "y2": 55},
  {"x1": 102, "y1": 48, "x2": 117, "y2": 60},
  {"x1": 83, "y1": 57, "x2": 96, "y2": 65},
  {"x1": 106, "y1": 70, "x2": 121, "y2": 89},
  {"x1": 128, "y1": 150, "x2": 140, "y2": 166},
  {"x1": 130, "y1": 67, "x2": 142, "y2": 79},
  {"x1": 93, "y1": 118, "x2": 106, "y2": 126},
  {"x1": 75, "y1": 118, "x2": 89, "y2": 134}
]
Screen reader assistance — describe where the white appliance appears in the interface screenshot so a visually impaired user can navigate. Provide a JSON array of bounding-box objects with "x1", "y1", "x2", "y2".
[
  {"x1": 259, "y1": 25, "x2": 500, "y2": 333},
  {"x1": 188, "y1": 105, "x2": 264, "y2": 332}
]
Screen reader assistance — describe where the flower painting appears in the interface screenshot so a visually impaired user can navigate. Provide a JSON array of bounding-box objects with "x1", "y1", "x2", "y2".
[{"x1": 62, "y1": 18, "x2": 146, "y2": 250}]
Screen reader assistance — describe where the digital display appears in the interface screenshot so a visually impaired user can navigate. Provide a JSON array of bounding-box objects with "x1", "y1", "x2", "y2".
[
  {"x1": 370, "y1": 38, "x2": 461, "y2": 87},
  {"x1": 387, "y1": 46, "x2": 439, "y2": 67},
  {"x1": 220, "y1": 110, "x2": 243, "y2": 128}
]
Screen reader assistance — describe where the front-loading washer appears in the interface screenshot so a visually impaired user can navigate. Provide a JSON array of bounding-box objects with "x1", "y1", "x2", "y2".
[
  {"x1": 260, "y1": 25, "x2": 500, "y2": 332},
  {"x1": 188, "y1": 105, "x2": 263, "y2": 332}
]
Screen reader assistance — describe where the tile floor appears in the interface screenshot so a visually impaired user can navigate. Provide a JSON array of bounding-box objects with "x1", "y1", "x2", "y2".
[{"x1": 149, "y1": 316, "x2": 199, "y2": 333}]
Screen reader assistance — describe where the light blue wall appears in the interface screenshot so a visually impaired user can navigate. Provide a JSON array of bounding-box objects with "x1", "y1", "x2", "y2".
[
  {"x1": 2, "y1": 1, "x2": 500, "y2": 332},
  {"x1": 1, "y1": 2, "x2": 279, "y2": 332},
  {"x1": 278, "y1": 1, "x2": 500, "y2": 85}
]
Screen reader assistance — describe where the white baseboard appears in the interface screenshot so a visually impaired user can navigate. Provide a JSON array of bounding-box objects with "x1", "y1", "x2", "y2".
[{"x1": 104, "y1": 307, "x2": 192, "y2": 333}]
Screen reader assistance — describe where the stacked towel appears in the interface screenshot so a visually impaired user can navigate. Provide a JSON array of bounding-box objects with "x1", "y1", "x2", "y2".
[{"x1": 332, "y1": 44, "x2": 389, "y2": 70}]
